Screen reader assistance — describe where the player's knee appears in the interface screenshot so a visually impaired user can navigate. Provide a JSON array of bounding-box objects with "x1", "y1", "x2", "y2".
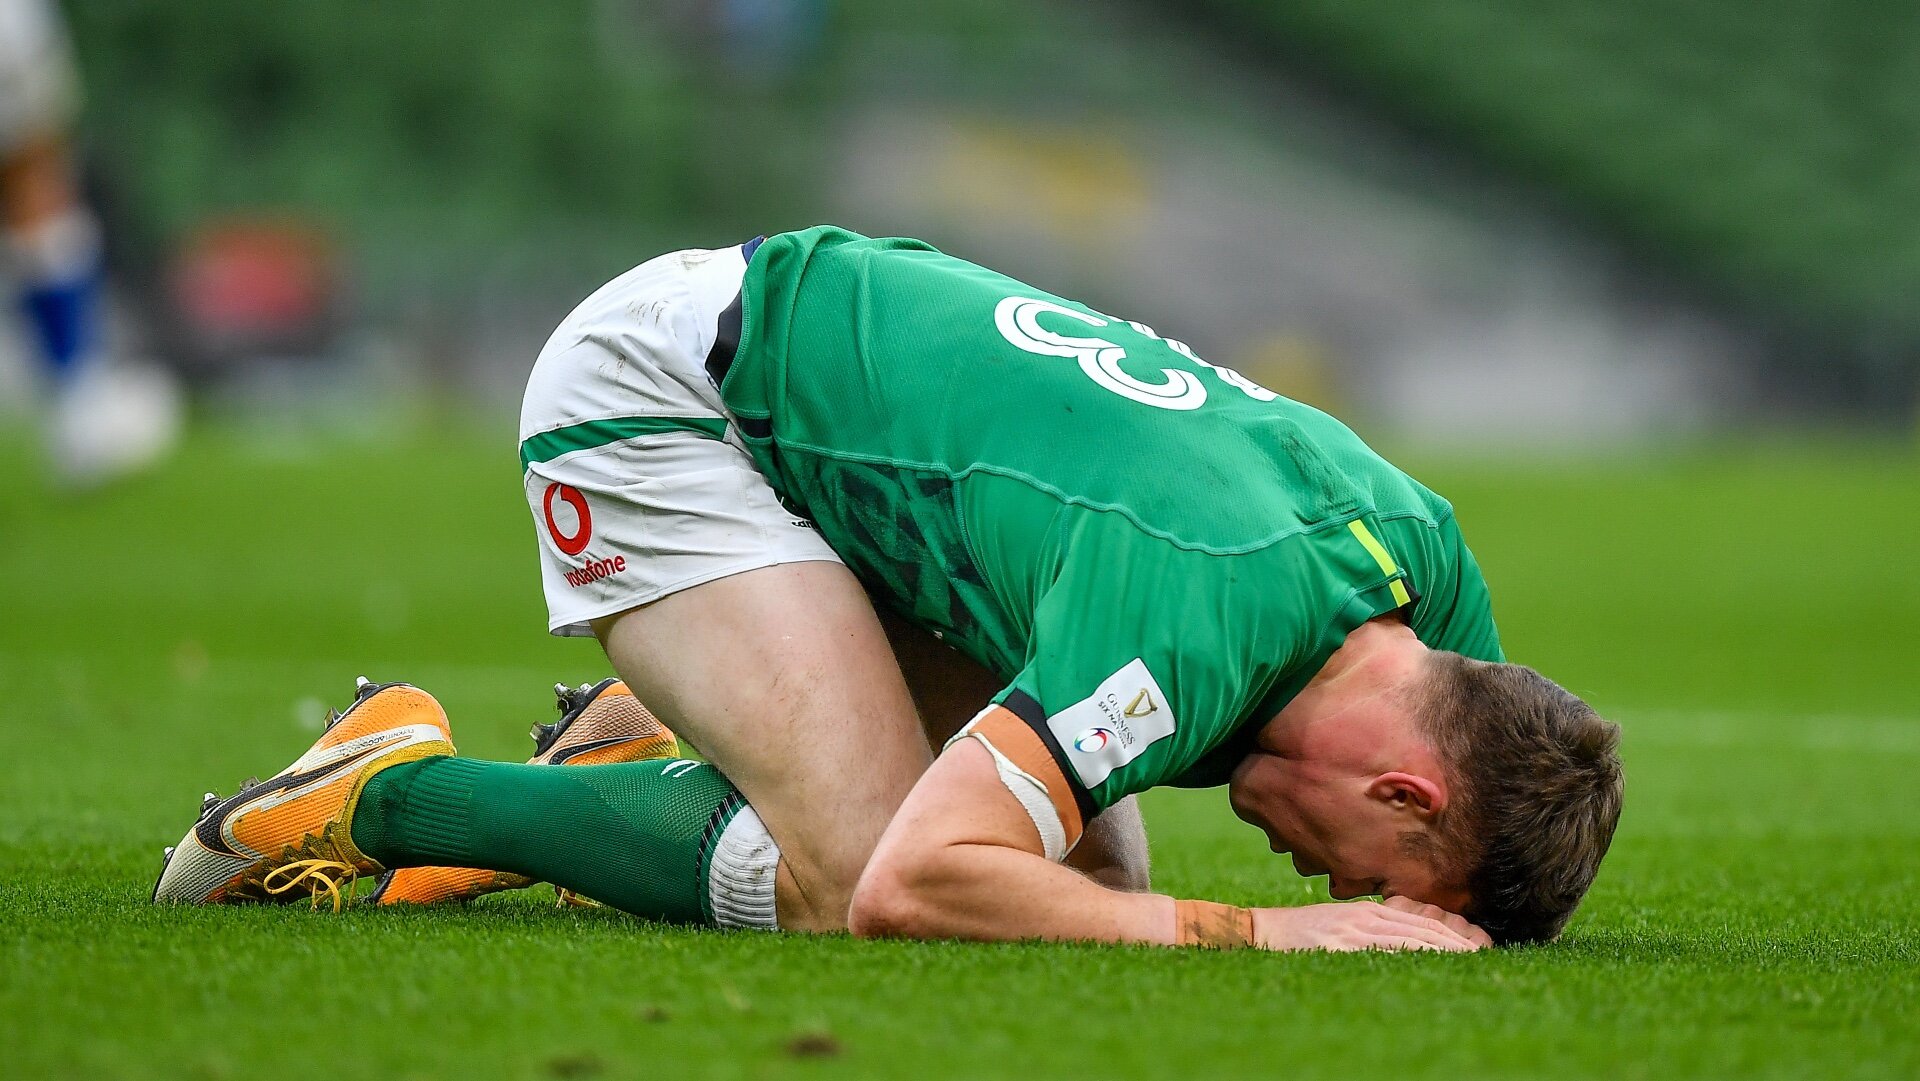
[{"x1": 1067, "y1": 798, "x2": 1152, "y2": 892}]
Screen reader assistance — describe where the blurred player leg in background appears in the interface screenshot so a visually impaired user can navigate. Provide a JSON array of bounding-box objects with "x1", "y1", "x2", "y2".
[{"x1": 0, "y1": 0, "x2": 178, "y2": 487}]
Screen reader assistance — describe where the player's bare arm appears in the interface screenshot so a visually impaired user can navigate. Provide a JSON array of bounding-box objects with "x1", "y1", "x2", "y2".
[
  {"x1": 853, "y1": 737, "x2": 1488, "y2": 952},
  {"x1": 877, "y1": 605, "x2": 1154, "y2": 893},
  {"x1": 854, "y1": 616, "x2": 1517, "y2": 951}
]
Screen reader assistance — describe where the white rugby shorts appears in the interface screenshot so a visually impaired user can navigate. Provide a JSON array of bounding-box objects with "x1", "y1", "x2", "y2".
[
  {"x1": 0, "y1": 0, "x2": 79, "y2": 154},
  {"x1": 519, "y1": 242, "x2": 842, "y2": 637}
]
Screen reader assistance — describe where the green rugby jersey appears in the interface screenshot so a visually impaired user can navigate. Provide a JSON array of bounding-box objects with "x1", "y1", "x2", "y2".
[{"x1": 719, "y1": 226, "x2": 1503, "y2": 822}]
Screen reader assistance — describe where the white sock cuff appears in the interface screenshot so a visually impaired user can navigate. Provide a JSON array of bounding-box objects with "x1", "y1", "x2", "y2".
[
  {"x1": 6, "y1": 207, "x2": 99, "y2": 284},
  {"x1": 707, "y1": 804, "x2": 780, "y2": 930}
]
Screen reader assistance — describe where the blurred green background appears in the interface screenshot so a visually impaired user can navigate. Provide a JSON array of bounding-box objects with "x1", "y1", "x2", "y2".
[
  {"x1": 68, "y1": 0, "x2": 1920, "y2": 331},
  {"x1": 15, "y1": 0, "x2": 1917, "y2": 431}
]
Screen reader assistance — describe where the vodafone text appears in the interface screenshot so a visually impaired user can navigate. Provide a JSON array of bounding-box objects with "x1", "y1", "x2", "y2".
[{"x1": 565, "y1": 554, "x2": 626, "y2": 588}]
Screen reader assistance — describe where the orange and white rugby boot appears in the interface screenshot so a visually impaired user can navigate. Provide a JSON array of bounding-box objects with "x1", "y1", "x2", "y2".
[
  {"x1": 152, "y1": 677, "x2": 454, "y2": 910},
  {"x1": 366, "y1": 678, "x2": 679, "y2": 906}
]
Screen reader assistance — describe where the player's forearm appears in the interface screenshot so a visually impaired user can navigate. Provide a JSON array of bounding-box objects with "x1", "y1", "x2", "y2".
[
  {"x1": 852, "y1": 737, "x2": 1260, "y2": 948},
  {"x1": 852, "y1": 834, "x2": 1178, "y2": 945}
]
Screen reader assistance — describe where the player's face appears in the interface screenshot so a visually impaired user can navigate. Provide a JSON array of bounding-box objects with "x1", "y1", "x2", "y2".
[{"x1": 1227, "y1": 751, "x2": 1472, "y2": 913}]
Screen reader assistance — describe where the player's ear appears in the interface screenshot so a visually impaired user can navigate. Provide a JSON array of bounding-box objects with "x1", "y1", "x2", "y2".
[{"x1": 1366, "y1": 771, "x2": 1447, "y2": 819}]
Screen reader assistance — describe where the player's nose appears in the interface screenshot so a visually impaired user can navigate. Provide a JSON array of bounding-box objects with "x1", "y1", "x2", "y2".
[{"x1": 1328, "y1": 876, "x2": 1368, "y2": 900}]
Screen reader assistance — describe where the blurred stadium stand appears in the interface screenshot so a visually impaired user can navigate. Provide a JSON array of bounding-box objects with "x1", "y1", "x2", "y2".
[
  {"x1": 1185, "y1": 0, "x2": 1920, "y2": 415},
  {"x1": 4, "y1": 0, "x2": 1910, "y2": 440}
]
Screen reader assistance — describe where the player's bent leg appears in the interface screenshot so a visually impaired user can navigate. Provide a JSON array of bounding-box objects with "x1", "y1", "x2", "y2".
[
  {"x1": 349, "y1": 752, "x2": 745, "y2": 923},
  {"x1": 510, "y1": 242, "x2": 923, "y2": 931},
  {"x1": 368, "y1": 678, "x2": 681, "y2": 906},
  {"x1": 154, "y1": 673, "x2": 766, "y2": 925},
  {"x1": 591, "y1": 560, "x2": 934, "y2": 932},
  {"x1": 873, "y1": 604, "x2": 1002, "y2": 746},
  {"x1": 1073, "y1": 797, "x2": 1150, "y2": 892}
]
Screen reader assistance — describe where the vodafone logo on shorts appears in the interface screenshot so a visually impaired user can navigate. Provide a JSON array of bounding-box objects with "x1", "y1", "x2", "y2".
[
  {"x1": 543, "y1": 483, "x2": 593, "y2": 555},
  {"x1": 543, "y1": 482, "x2": 628, "y2": 589}
]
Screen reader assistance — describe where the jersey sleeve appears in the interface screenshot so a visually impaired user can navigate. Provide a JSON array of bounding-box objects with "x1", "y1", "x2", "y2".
[
  {"x1": 984, "y1": 517, "x2": 1316, "y2": 833},
  {"x1": 1412, "y1": 515, "x2": 1505, "y2": 664},
  {"x1": 949, "y1": 509, "x2": 1421, "y2": 856}
]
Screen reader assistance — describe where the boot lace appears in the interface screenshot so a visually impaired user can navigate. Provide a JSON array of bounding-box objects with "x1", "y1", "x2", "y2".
[{"x1": 262, "y1": 859, "x2": 359, "y2": 911}]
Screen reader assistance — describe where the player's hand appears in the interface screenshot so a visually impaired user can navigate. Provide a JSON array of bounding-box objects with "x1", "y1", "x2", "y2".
[
  {"x1": 1253, "y1": 900, "x2": 1489, "y2": 952},
  {"x1": 1379, "y1": 895, "x2": 1494, "y2": 949}
]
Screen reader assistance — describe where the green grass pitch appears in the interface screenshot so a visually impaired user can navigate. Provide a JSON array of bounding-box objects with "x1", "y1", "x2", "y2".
[{"x1": 2, "y1": 422, "x2": 1916, "y2": 1079}]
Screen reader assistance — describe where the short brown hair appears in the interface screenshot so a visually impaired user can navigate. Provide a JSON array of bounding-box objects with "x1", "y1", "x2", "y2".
[{"x1": 1421, "y1": 654, "x2": 1623, "y2": 945}]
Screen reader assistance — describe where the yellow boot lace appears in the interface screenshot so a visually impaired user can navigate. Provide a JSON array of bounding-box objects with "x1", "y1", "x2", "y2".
[{"x1": 262, "y1": 859, "x2": 359, "y2": 912}]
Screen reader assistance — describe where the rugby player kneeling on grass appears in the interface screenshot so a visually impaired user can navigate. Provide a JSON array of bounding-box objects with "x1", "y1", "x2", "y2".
[{"x1": 155, "y1": 228, "x2": 1623, "y2": 951}]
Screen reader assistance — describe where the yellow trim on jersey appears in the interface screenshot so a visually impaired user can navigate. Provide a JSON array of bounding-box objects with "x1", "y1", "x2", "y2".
[{"x1": 1348, "y1": 520, "x2": 1414, "y2": 608}]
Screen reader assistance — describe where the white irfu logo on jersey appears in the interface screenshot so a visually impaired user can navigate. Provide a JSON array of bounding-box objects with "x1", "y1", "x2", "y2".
[
  {"x1": 993, "y1": 296, "x2": 1277, "y2": 411},
  {"x1": 1046, "y1": 658, "x2": 1177, "y2": 789}
]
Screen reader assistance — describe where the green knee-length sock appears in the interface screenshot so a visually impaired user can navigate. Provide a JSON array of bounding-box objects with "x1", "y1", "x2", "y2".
[{"x1": 351, "y1": 756, "x2": 756, "y2": 924}]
